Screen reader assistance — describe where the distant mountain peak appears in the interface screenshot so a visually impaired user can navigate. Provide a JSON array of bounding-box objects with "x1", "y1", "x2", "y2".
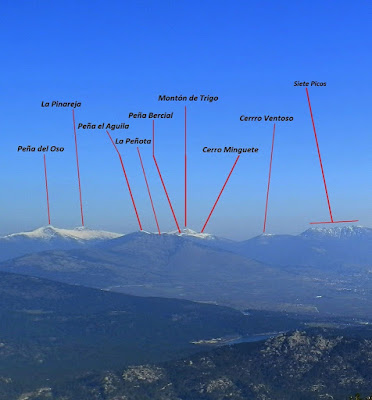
[
  {"x1": 301, "y1": 225, "x2": 371, "y2": 238},
  {"x1": 165, "y1": 227, "x2": 217, "y2": 240},
  {"x1": 2, "y1": 225, "x2": 123, "y2": 241}
]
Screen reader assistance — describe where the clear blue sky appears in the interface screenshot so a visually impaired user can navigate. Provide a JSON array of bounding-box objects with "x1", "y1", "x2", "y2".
[{"x1": 0, "y1": 0, "x2": 370, "y2": 239}]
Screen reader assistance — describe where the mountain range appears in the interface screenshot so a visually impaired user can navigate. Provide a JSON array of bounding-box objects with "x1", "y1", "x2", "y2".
[
  {"x1": 0, "y1": 225, "x2": 371, "y2": 318},
  {"x1": 0, "y1": 225, "x2": 371, "y2": 399},
  {"x1": 0, "y1": 226, "x2": 122, "y2": 261},
  {"x1": 234, "y1": 225, "x2": 372, "y2": 268}
]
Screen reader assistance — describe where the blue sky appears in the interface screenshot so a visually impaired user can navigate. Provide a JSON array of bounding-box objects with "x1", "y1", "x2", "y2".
[{"x1": 0, "y1": 0, "x2": 371, "y2": 239}]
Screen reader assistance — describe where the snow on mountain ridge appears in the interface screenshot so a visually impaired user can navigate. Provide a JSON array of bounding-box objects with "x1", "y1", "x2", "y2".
[
  {"x1": 2, "y1": 226, "x2": 123, "y2": 241},
  {"x1": 301, "y1": 225, "x2": 371, "y2": 238},
  {"x1": 165, "y1": 228, "x2": 217, "y2": 240},
  {"x1": 2, "y1": 225, "x2": 371, "y2": 243}
]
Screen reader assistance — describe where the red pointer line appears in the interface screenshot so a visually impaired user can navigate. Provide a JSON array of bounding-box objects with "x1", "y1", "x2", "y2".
[
  {"x1": 263, "y1": 124, "x2": 276, "y2": 233},
  {"x1": 137, "y1": 147, "x2": 161, "y2": 235},
  {"x1": 306, "y1": 88, "x2": 358, "y2": 225},
  {"x1": 107, "y1": 131, "x2": 143, "y2": 231},
  {"x1": 43, "y1": 154, "x2": 51, "y2": 225},
  {"x1": 72, "y1": 110, "x2": 85, "y2": 226},
  {"x1": 201, "y1": 155, "x2": 240, "y2": 233},
  {"x1": 185, "y1": 106, "x2": 187, "y2": 227},
  {"x1": 306, "y1": 88, "x2": 334, "y2": 222},
  {"x1": 152, "y1": 120, "x2": 181, "y2": 233}
]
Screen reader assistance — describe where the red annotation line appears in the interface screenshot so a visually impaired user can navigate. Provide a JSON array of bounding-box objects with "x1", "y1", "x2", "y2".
[
  {"x1": 72, "y1": 110, "x2": 85, "y2": 226},
  {"x1": 201, "y1": 155, "x2": 240, "y2": 233},
  {"x1": 137, "y1": 147, "x2": 161, "y2": 234},
  {"x1": 107, "y1": 131, "x2": 143, "y2": 231},
  {"x1": 263, "y1": 123, "x2": 276, "y2": 233},
  {"x1": 152, "y1": 120, "x2": 181, "y2": 233},
  {"x1": 43, "y1": 154, "x2": 51, "y2": 225},
  {"x1": 184, "y1": 106, "x2": 187, "y2": 227},
  {"x1": 306, "y1": 88, "x2": 333, "y2": 221},
  {"x1": 306, "y1": 88, "x2": 358, "y2": 224}
]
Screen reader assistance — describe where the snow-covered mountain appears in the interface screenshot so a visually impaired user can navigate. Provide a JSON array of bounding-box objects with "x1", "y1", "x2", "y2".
[
  {"x1": 301, "y1": 225, "x2": 372, "y2": 239},
  {"x1": 165, "y1": 228, "x2": 221, "y2": 240},
  {"x1": 0, "y1": 225, "x2": 123, "y2": 261},
  {"x1": 159, "y1": 226, "x2": 372, "y2": 268},
  {"x1": 236, "y1": 225, "x2": 372, "y2": 268},
  {"x1": 2, "y1": 225, "x2": 123, "y2": 241},
  {"x1": 0, "y1": 229, "x2": 271, "y2": 299},
  {"x1": 0, "y1": 224, "x2": 371, "y2": 318}
]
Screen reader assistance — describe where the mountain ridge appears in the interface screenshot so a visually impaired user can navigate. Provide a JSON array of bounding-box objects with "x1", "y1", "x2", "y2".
[
  {"x1": 2, "y1": 224, "x2": 370, "y2": 243},
  {"x1": 2, "y1": 225, "x2": 123, "y2": 241},
  {"x1": 1, "y1": 225, "x2": 372, "y2": 318}
]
